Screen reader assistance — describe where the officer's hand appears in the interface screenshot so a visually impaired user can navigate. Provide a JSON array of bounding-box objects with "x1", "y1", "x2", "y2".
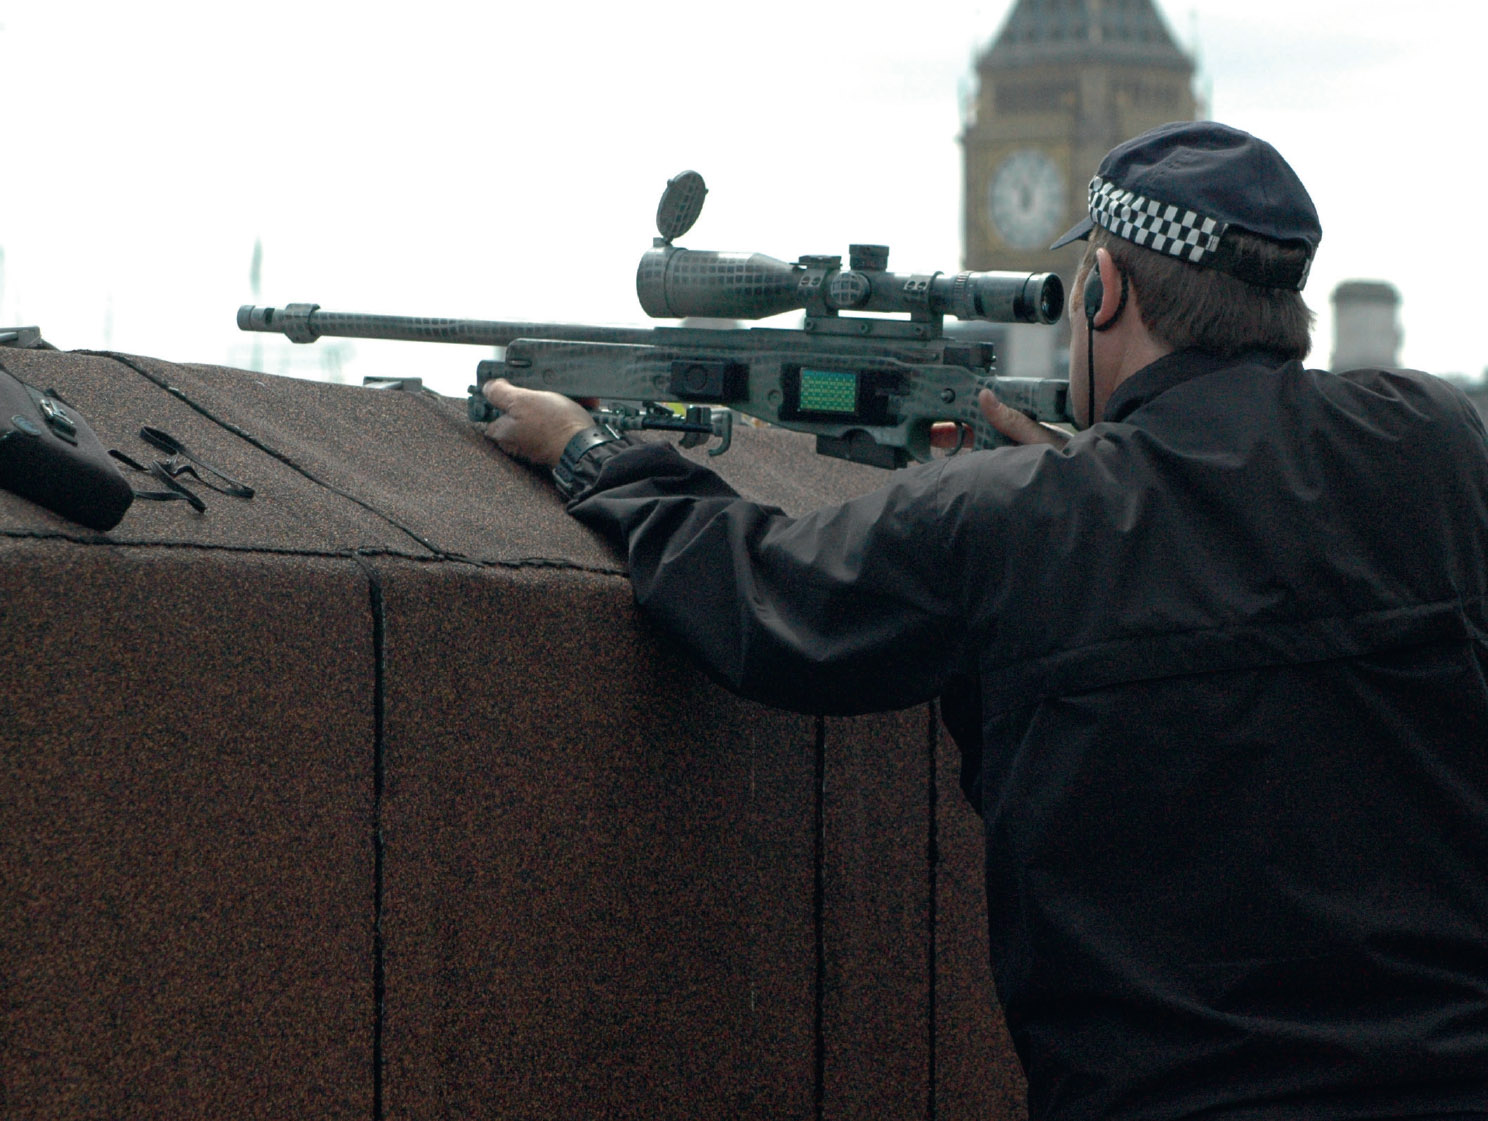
[
  {"x1": 977, "y1": 388, "x2": 1069, "y2": 449},
  {"x1": 482, "y1": 378, "x2": 594, "y2": 467},
  {"x1": 928, "y1": 390, "x2": 1070, "y2": 450}
]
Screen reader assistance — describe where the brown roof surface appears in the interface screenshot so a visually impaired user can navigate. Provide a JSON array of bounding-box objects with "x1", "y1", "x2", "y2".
[
  {"x1": 0, "y1": 346, "x2": 898, "y2": 562},
  {"x1": 0, "y1": 347, "x2": 1024, "y2": 1118}
]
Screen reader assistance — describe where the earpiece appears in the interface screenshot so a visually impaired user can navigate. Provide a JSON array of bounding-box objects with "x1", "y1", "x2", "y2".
[
  {"x1": 1083, "y1": 268, "x2": 1105, "y2": 326},
  {"x1": 1080, "y1": 253, "x2": 1128, "y2": 430},
  {"x1": 1084, "y1": 260, "x2": 1128, "y2": 332}
]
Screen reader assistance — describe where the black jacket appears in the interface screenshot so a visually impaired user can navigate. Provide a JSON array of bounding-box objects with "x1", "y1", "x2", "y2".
[{"x1": 568, "y1": 350, "x2": 1488, "y2": 1120}]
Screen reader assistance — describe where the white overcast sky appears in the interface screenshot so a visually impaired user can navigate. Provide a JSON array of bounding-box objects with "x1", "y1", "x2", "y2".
[{"x1": 2, "y1": 0, "x2": 1483, "y2": 396}]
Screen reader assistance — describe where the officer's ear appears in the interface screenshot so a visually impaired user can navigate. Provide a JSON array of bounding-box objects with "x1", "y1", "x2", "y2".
[{"x1": 1085, "y1": 247, "x2": 1128, "y2": 332}]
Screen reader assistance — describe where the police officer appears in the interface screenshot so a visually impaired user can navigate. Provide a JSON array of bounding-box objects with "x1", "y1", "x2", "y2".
[{"x1": 483, "y1": 122, "x2": 1488, "y2": 1120}]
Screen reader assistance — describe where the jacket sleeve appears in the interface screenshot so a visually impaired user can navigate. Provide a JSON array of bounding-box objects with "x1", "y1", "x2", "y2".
[{"x1": 567, "y1": 441, "x2": 971, "y2": 715}]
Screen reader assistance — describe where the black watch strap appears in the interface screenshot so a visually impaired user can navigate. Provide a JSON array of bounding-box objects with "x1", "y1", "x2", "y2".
[{"x1": 552, "y1": 423, "x2": 622, "y2": 498}]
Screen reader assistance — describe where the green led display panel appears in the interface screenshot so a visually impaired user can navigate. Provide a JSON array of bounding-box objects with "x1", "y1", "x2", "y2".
[{"x1": 796, "y1": 368, "x2": 859, "y2": 415}]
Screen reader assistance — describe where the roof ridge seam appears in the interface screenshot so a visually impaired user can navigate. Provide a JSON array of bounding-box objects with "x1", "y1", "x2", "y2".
[{"x1": 0, "y1": 527, "x2": 628, "y2": 577}]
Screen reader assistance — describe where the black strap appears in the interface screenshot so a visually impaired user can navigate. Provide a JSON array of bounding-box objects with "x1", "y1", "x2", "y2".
[
  {"x1": 139, "y1": 427, "x2": 255, "y2": 497},
  {"x1": 107, "y1": 426, "x2": 258, "y2": 513},
  {"x1": 108, "y1": 449, "x2": 208, "y2": 513}
]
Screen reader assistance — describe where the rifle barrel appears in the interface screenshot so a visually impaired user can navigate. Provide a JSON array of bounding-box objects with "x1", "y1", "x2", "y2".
[{"x1": 236, "y1": 304, "x2": 659, "y2": 348}]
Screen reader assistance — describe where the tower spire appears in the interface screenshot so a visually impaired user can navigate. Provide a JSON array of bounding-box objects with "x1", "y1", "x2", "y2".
[{"x1": 984, "y1": 0, "x2": 1189, "y2": 67}]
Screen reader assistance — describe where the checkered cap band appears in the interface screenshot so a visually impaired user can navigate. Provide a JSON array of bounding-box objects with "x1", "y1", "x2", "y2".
[{"x1": 1088, "y1": 175, "x2": 1228, "y2": 264}]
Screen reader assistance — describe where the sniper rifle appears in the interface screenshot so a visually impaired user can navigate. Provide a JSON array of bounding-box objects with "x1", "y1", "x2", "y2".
[{"x1": 237, "y1": 171, "x2": 1069, "y2": 469}]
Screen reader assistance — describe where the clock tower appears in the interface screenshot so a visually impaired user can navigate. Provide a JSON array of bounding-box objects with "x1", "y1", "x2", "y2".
[{"x1": 963, "y1": 0, "x2": 1199, "y2": 362}]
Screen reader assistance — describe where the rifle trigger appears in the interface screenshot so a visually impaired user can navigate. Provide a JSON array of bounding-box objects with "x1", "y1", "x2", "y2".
[{"x1": 707, "y1": 408, "x2": 732, "y2": 457}]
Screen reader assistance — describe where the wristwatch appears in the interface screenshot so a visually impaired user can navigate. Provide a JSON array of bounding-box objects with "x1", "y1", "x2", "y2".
[{"x1": 552, "y1": 423, "x2": 622, "y2": 498}]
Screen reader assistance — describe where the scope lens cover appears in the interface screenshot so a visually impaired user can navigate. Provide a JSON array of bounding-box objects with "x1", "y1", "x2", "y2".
[{"x1": 656, "y1": 171, "x2": 707, "y2": 242}]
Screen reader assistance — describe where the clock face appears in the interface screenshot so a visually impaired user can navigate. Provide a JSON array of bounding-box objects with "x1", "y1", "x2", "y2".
[{"x1": 987, "y1": 149, "x2": 1067, "y2": 251}]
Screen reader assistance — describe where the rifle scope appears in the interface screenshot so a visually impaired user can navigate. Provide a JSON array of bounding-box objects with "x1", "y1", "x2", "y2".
[{"x1": 636, "y1": 245, "x2": 1064, "y2": 326}]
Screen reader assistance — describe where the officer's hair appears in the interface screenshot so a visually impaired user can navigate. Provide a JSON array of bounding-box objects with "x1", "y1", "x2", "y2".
[{"x1": 1084, "y1": 228, "x2": 1315, "y2": 361}]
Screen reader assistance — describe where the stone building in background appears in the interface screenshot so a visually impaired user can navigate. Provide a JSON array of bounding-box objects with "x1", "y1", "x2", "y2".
[
  {"x1": 1330, "y1": 280, "x2": 1402, "y2": 371},
  {"x1": 960, "y1": 0, "x2": 1198, "y2": 377},
  {"x1": 1327, "y1": 280, "x2": 1487, "y2": 419}
]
